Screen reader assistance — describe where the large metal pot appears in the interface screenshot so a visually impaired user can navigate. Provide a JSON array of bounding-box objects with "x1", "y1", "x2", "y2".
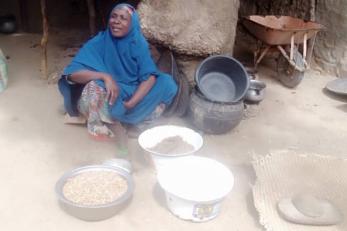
[{"x1": 55, "y1": 164, "x2": 134, "y2": 221}]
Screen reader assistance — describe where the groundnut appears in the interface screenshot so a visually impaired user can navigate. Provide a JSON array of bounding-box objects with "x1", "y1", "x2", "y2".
[{"x1": 63, "y1": 170, "x2": 128, "y2": 206}]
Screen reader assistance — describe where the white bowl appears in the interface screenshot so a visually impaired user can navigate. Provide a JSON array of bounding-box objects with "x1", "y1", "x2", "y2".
[
  {"x1": 157, "y1": 156, "x2": 234, "y2": 222},
  {"x1": 138, "y1": 125, "x2": 203, "y2": 170}
]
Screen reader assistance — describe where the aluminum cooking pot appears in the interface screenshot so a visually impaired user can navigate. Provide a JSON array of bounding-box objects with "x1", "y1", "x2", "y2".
[{"x1": 244, "y1": 79, "x2": 266, "y2": 103}]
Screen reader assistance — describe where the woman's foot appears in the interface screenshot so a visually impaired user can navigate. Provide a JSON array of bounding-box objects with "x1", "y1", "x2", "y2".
[
  {"x1": 126, "y1": 104, "x2": 165, "y2": 138},
  {"x1": 146, "y1": 103, "x2": 166, "y2": 121},
  {"x1": 88, "y1": 123, "x2": 115, "y2": 141},
  {"x1": 64, "y1": 114, "x2": 86, "y2": 124}
]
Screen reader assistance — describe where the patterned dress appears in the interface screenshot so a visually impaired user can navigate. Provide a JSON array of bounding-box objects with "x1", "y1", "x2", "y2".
[{"x1": 77, "y1": 80, "x2": 166, "y2": 139}]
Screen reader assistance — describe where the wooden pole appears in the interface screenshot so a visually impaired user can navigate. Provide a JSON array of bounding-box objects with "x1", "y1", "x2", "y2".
[
  {"x1": 310, "y1": 0, "x2": 316, "y2": 21},
  {"x1": 86, "y1": 0, "x2": 97, "y2": 37},
  {"x1": 17, "y1": 0, "x2": 30, "y2": 32},
  {"x1": 307, "y1": 0, "x2": 316, "y2": 66},
  {"x1": 40, "y1": 0, "x2": 49, "y2": 79}
]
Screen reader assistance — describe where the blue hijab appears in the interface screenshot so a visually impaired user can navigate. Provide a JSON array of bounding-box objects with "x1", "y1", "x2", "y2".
[{"x1": 63, "y1": 3, "x2": 158, "y2": 85}]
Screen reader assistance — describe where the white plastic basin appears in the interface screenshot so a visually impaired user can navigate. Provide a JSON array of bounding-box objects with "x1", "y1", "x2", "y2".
[{"x1": 157, "y1": 156, "x2": 234, "y2": 222}]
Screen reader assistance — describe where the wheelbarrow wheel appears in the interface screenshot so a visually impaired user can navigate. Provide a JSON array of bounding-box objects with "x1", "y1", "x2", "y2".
[{"x1": 276, "y1": 49, "x2": 304, "y2": 88}]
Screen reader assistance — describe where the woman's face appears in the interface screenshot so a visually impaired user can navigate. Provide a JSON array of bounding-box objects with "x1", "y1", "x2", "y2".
[{"x1": 109, "y1": 8, "x2": 132, "y2": 37}]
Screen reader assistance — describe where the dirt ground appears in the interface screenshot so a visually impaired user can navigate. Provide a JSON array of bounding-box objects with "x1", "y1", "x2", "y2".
[{"x1": 0, "y1": 32, "x2": 346, "y2": 231}]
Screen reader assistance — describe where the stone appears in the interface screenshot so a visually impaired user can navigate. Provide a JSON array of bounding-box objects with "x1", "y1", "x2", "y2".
[
  {"x1": 292, "y1": 194, "x2": 325, "y2": 218},
  {"x1": 277, "y1": 194, "x2": 343, "y2": 226}
]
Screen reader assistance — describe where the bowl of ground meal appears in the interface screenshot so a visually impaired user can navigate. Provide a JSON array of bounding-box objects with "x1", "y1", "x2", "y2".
[
  {"x1": 55, "y1": 164, "x2": 134, "y2": 221},
  {"x1": 138, "y1": 125, "x2": 203, "y2": 170}
]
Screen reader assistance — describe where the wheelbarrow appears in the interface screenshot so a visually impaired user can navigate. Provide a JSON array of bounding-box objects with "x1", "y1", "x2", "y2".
[{"x1": 242, "y1": 15, "x2": 324, "y2": 88}]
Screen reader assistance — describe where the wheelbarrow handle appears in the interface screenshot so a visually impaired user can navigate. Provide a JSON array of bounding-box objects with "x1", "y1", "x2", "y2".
[{"x1": 277, "y1": 45, "x2": 306, "y2": 72}]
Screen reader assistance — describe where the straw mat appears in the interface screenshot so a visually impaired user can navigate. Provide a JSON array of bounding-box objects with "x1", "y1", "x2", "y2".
[{"x1": 252, "y1": 152, "x2": 347, "y2": 231}]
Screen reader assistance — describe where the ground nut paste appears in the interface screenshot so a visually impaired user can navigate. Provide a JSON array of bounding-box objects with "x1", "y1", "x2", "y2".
[{"x1": 148, "y1": 135, "x2": 195, "y2": 155}]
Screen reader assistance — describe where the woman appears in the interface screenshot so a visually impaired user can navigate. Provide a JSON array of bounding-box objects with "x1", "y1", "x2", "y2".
[{"x1": 58, "y1": 3, "x2": 177, "y2": 139}]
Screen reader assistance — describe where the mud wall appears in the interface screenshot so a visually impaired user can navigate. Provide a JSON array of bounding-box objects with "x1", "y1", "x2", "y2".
[
  {"x1": 315, "y1": 1, "x2": 347, "y2": 76},
  {"x1": 254, "y1": 0, "x2": 312, "y2": 20},
  {"x1": 138, "y1": 0, "x2": 240, "y2": 57}
]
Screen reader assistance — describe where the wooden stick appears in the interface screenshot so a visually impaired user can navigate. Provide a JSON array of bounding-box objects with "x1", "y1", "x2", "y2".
[
  {"x1": 307, "y1": 0, "x2": 316, "y2": 68},
  {"x1": 310, "y1": 0, "x2": 316, "y2": 21},
  {"x1": 86, "y1": 0, "x2": 97, "y2": 37},
  {"x1": 303, "y1": 33, "x2": 307, "y2": 60},
  {"x1": 277, "y1": 45, "x2": 305, "y2": 72},
  {"x1": 40, "y1": 0, "x2": 48, "y2": 79},
  {"x1": 255, "y1": 46, "x2": 270, "y2": 69},
  {"x1": 290, "y1": 34, "x2": 295, "y2": 61}
]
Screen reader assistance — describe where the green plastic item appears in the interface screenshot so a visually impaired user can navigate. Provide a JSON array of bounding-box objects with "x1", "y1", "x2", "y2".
[{"x1": 0, "y1": 49, "x2": 8, "y2": 93}]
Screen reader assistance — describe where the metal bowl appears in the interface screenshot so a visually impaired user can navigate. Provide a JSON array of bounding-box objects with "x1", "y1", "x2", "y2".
[
  {"x1": 244, "y1": 79, "x2": 266, "y2": 103},
  {"x1": 55, "y1": 165, "x2": 134, "y2": 221},
  {"x1": 325, "y1": 78, "x2": 347, "y2": 96}
]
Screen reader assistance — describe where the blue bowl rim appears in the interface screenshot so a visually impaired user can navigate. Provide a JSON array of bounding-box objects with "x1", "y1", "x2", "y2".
[{"x1": 195, "y1": 55, "x2": 250, "y2": 103}]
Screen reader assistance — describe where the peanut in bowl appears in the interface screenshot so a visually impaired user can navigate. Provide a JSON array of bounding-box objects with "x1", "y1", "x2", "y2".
[{"x1": 55, "y1": 165, "x2": 134, "y2": 221}]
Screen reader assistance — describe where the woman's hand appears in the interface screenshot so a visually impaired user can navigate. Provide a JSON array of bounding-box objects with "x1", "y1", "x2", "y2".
[
  {"x1": 123, "y1": 100, "x2": 135, "y2": 110},
  {"x1": 102, "y1": 74, "x2": 119, "y2": 105},
  {"x1": 123, "y1": 75, "x2": 156, "y2": 110},
  {"x1": 70, "y1": 71, "x2": 119, "y2": 105}
]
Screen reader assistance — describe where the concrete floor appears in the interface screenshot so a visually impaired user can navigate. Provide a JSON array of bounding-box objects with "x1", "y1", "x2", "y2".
[{"x1": 0, "y1": 33, "x2": 346, "y2": 231}]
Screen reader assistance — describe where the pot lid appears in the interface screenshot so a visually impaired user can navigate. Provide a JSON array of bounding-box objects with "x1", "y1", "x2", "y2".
[{"x1": 325, "y1": 78, "x2": 347, "y2": 96}]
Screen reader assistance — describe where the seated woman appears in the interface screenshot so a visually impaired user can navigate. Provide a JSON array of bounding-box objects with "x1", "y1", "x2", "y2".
[{"x1": 58, "y1": 3, "x2": 177, "y2": 139}]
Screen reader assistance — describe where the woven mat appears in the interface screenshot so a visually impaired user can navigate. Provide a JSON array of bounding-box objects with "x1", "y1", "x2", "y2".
[{"x1": 252, "y1": 152, "x2": 347, "y2": 231}]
